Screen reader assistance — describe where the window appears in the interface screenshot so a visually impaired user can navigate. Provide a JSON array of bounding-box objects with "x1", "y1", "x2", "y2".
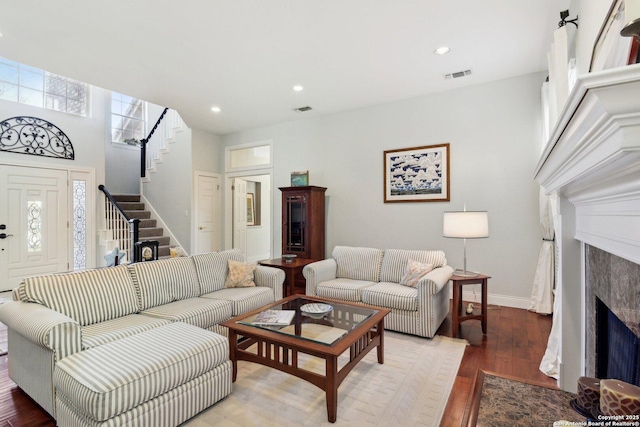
[
  {"x1": 111, "y1": 92, "x2": 146, "y2": 144},
  {"x1": 73, "y1": 180, "x2": 87, "y2": 270},
  {"x1": 0, "y1": 57, "x2": 89, "y2": 116},
  {"x1": 27, "y1": 200, "x2": 42, "y2": 252},
  {"x1": 226, "y1": 141, "x2": 273, "y2": 172}
]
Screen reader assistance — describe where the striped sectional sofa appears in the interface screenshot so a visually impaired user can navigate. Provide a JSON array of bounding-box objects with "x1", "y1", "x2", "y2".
[
  {"x1": 303, "y1": 246, "x2": 454, "y2": 338},
  {"x1": 0, "y1": 249, "x2": 285, "y2": 425}
]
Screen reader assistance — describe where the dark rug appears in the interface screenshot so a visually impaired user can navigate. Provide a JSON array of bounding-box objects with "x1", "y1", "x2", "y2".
[{"x1": 470, "y1": 371, "x2": 587, "y2": 426}]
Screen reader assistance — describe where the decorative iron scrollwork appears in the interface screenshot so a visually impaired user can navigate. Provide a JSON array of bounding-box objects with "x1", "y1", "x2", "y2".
[{"x1": 0, "y1": 116, "x2": 74, "y2": 160}]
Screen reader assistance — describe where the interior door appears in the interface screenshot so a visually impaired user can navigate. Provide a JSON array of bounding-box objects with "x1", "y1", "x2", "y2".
[
  {"x1": 195, "y1": 173, "x2": 220, "y2": 254},
  {"x1": 232, "y1": 178, "x2": 247, "y2": 259},
  {"x1": 0, "y1": 165, "x2": 69, "y2": 291}
]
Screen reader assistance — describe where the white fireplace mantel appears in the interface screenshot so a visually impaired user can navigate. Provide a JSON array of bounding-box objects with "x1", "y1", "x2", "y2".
[{"x1": 534, "y1": 63, "x2": 640, "y2": 265}]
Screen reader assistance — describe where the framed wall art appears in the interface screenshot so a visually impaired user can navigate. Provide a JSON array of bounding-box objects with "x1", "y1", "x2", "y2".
[
  {"x1": 290, "y1": 170, "x2": 309, "y2": 186},
  {"x1": 383, "y1": 143, "x2": 450, "y2": 203},
  {"x1": 247, "y1": 193, "x2": 256, "y2": 226}
]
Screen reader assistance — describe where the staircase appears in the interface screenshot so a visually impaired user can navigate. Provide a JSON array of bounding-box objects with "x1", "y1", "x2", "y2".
[{"x1": 112, "y1": 194, "x2": 171, "y2": 259}]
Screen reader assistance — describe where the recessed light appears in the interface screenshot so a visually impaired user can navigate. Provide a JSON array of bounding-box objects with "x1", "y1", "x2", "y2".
[
  {"x1": 210, "y1": 106, "x2": 221, "y2": 113},
  {"x1": 293, "y1": 85, "x2": 304, "y2": 92},
  {"x1": 434, "y1": 46, "x2": 450, "y2": 55}
]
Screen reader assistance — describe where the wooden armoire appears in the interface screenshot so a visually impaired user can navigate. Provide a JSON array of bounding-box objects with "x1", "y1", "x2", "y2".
[{"x1": 280, "y1": 186, "x2": 326, "y2": 260}]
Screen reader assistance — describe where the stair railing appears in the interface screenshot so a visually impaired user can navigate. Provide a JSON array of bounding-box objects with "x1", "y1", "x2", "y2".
[
  {"x1": 99, "y1": 184, "x2": 140, "y2": 263},
  {"x1": 141, "y1": 107, "x2": 169, "y2": 178}
]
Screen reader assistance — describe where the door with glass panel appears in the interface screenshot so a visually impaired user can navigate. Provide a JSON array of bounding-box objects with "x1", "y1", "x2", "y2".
[{"x1": 0, "y1": 165, "x2": 69, "y2": 291}]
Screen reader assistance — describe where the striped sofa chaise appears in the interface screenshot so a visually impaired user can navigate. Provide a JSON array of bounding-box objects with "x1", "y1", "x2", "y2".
[
  {"x1": 303, "y1": 246, "x2": 453, "y2": 338},
  {"x1": 0, "y1": 249, "x2": 285, "y2": 425}
]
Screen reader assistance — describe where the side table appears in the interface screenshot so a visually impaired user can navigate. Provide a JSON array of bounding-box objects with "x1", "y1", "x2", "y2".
[
  {"x1": 451, "y1": 273, "x2": 490, "y2": 338},
  {"x1": 258, "y1": 258, "x2": 318, "y2": 297}
]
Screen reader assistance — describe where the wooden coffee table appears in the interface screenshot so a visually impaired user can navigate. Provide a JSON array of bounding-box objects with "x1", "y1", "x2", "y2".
[{"x1": 221, "y1": 295, "x2": 390, "y2": 423}]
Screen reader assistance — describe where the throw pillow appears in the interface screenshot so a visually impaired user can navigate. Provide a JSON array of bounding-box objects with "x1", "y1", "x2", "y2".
[
  {"x1": 224, "y1": 260, "x2": 256, "y2": 288},
  {"x1": 399, "y1": 259, "x2": 433, "y2": 287}
]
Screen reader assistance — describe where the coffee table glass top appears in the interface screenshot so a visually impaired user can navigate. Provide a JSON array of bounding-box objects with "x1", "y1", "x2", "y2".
[{"x1": 238, "y1": 297, "x2": 379, "y2": 346}]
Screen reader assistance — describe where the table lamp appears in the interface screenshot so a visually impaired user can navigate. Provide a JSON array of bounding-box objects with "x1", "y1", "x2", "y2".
[{"x1": 443, "y1": 210, "x2": 489, "y2": 277}]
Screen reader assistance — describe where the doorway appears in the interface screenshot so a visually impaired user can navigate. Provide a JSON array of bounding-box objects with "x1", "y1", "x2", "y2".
[
  {"x1": 0, "y1": 165, "x2": 69, "y2": 291},
  {"x1": 194, "y1": 172, "x2": 222, "y2": 254},
  {"x1": 226, "y1": 172, "x2": 272, "y2": 263}
]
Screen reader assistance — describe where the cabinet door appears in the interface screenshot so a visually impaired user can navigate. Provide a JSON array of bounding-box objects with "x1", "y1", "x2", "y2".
[{"x1": 284, "y1": 193, "x2": 307, "y2": 255}]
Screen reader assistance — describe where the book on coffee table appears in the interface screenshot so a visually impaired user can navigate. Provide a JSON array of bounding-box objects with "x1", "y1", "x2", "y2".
[{"x1": 252, "y1": 309, "x2": 295, "y2": 326}]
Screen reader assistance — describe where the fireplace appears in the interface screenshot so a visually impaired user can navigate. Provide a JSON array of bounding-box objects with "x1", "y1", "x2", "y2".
[
  {"x1": 534, "y1": 65, "x2": 640, "y2": 391},
  {"x1": 586, "y1": 245, "x2": 640, "y2": 387}
]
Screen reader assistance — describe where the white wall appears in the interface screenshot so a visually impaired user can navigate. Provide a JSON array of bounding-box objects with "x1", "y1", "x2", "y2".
[
  {"x1": 222, "y1": 72, "x2": 545, "y2": 305},
  {"x1": 142, "y1": 104, "x2": 193, "y2": 251},
  {"x1": 192, "y1": 129, "x2": 222, "y2": 174}
]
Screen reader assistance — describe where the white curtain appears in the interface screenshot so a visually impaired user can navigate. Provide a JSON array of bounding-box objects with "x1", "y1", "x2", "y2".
[
  {"x1": 539, "y1": 192, "x2": 561, "y2": 379},
  {"x1": 540, "y1": 282, "x2": 561, "y2": 379},
  {"x1": 529, "y1": 188, "x2": 555, "y2": 314}
]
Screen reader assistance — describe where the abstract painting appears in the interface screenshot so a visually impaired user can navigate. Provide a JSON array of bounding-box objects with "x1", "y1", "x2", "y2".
[{"x1": 383, "y1": 143, "x2": 450, "y2": 203}]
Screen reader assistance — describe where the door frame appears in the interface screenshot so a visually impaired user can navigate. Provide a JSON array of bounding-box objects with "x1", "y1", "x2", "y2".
[
  {"x1": 192, "y1": 171, "x2": 222, "y2": 255},
  {"x1": 224, "y1": 169, "x2": 273, "y2": 256},
  {"x1": 0, "y1": 159, "x2": 97, "y2": 271}
]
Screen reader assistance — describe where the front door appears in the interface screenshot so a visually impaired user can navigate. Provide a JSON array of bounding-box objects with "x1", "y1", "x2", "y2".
[{"x1": 0, "y1": 165, "x2": 69, "y2": 291}]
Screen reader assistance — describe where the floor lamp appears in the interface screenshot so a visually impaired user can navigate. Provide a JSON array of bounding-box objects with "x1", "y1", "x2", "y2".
[{"x1": 443, "y1": 210, "x2": 489, "y2": 277}]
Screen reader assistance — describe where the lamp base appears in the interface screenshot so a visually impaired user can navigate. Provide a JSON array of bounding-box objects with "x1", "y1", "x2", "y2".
[{"x1": 453, "y1": 269, "x2": 480, "y2": 277}]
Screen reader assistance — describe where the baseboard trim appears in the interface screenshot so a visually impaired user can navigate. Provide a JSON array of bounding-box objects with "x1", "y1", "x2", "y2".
[{"x1": 450, "y1": 288, "x2": 531, "y2": 310}]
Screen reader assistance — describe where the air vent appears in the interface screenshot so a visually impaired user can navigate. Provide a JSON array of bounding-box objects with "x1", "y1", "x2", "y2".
[
  {"x1": 293, "y1": 106, "x2": 313, "y2": 112},
  {"x1": 444, "y1": 69, "x2": 472, "y2": 80}
]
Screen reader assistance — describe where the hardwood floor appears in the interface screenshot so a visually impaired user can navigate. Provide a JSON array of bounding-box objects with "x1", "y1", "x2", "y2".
[
  {"x1": 439, "y1": 303, "x2": 556, "y2": 427},
  {"x1": 0, "y1": 302, "x2": 555, "y2": 427}
]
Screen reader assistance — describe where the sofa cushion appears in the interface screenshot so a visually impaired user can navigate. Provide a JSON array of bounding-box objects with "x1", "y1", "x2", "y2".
[
  {"x1": 333, "y1": 246, "x2": 384, "y2": 282},
  {"x1": 54, "y1": 322, "x2": 229, "y2": 422},
  {"x1": 192, "y1": 249, "x2": 244, "y2": 294},
  {"x1": 20, "y1": 265, "x2": 139, "y2": 326},
  {"x1": 200, "y1": 287, "x2": 274, "y2": 316},
  {"x1": 140, "y1": 297, "x2": 232, "y2": 329},
  {"x1": 316, "y1": 278, "x2": 375, "y2": 302},
  {"x1": 380, "y1": 249, "x2": 447, "y2": 283},
  {"x1": 81, "y1": 314, "x2": 171, "y2": 349},
  {"x1": 361, "y1": 282, "x2": 418, "y2": 311},
  {"x1": 128, "y1": 257, "x2": 201, "y2": 310}
]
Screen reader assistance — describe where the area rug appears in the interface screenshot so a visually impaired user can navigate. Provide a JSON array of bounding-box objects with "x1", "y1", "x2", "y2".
[
  {"x1": 185, "y1": 332, "x2": 467, "y2": 427},
  {"x1": 469, "y1": 370, "x2": 586, "y2": 426}
]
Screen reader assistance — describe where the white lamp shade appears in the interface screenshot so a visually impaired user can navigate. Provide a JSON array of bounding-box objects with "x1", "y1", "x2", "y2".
[{"x1": 443, "y1": 211, "x2": 489, "y2": 239}]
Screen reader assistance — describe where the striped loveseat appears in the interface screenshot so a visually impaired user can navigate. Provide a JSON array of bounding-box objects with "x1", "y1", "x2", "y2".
[
  {"x1": 0, "y1": 249, "x2": 285, "y2": 425},
  {"x1": 303, "y1": 246, "x2": 453, "y2": 338}
]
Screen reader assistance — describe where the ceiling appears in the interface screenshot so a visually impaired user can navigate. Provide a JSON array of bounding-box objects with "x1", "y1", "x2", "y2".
[{"x1": 0, "y1": 1, "x2": 568, "y2": 135}]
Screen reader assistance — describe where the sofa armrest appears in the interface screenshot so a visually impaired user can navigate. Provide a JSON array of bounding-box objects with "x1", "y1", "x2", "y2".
[
  {"x1": 254, "y1": 265, "x2": 286, "y2": 301},
  {"x1": 416, "y1": 265, "x2": 454, "y2": 294},
  {"x1": 303, "y1": 259, "x2": 338, "y2": 295},
  {"x1": 0, "y1": 301, "x2": 82, "y2": 361}
]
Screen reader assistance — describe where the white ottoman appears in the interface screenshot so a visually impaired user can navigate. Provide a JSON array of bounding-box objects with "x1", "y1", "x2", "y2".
[{"x1": 54, "y1": 322, "x2": 231, "y2": 426}]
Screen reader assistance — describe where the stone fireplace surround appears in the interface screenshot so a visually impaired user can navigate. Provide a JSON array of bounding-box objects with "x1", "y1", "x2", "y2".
[
  {"x1": 586, "y1": 245, "x2": 640, "y2": 383},
  {"x1": 535, "y1": 63, "x2": 640, "y2": 392}
]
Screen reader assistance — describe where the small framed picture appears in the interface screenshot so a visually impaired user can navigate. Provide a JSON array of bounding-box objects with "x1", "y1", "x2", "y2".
[
  {"x1": 291, "y1": 170, "x2": 309, "y2": 186},
  {"x1": 247, "y1": 193, "x2": 256, "y2": 226}
]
